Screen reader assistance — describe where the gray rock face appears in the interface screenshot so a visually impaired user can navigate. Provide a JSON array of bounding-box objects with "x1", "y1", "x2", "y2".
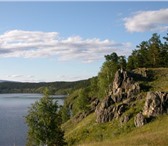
[
  {"x1": 134, "y1": 91, "x2": 168, "y2": 127},
  {"x1": 134, "y1": 112, "x2": 147, "y2": 127},
  {"x1": 112, "y1": 69, "x2": 140, "y2": 103},
  {"x1": 95, "y1": 95, "x2": 127, "y2": 123},
  {"x1": 143, "y1": 92, "x2": 168, "y2": 117},
  {"x1": 113, "y1": 104, "x2": 127, "y2": 119},
  {"x1": 95, "y1": 69, "x2": 140, "y2": 123},
  {"x1": 95, "y1": 96, "x2": 114, "y2": 123}
]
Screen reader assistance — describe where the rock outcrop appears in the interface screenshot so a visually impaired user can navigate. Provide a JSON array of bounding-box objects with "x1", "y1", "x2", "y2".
[
  {"x1": 95, "y1": 101, "x2": 127, "y2": 123},
  {"x1": 95, "y1": 69, "x2": 168, "y2": 127},
  {"x1": 143, "y1": 91, "x2": 168, "y2": 117},
  {"x1": 120, "y1": 114, "x2": 130, "y2": 125},
  {"x1": 95, "y1": 96, "x2": 114, "y2": 123},
  {"x1": 134, "y1": 91, "x2": 168, "y2": 127},
  {"x1": 96, "y1": 69, "x2": 139, "y2": 123},
  {"x1": 112, "y1": 69, "x2": 140, "y2": 102},
  {"x1": 134, "y1": 112, "x2": 147, "y2": 127}
]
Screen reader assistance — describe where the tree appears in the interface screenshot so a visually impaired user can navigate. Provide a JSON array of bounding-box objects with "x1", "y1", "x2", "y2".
[
  {"x1": 148, "y1": 33, "x2": 162, "y2": 67},
  {"x1": 77, "y1": 88, "x2": 90, "y2": 111},
  {"x1": 90, "y1": 76, "x2": 98, "y2": 97},
  {"x1": 105, "y1": 52, "x2": 118, "y2": 62},
  {"x1": 161, "y1": 32, "x2": 168, "y2": 67},
  {"x1": 98, "y1": 61, "x2": 118, "y2": 97},
  {"x1": 127, "y1": 33, "x2": 168, "y2": 69},
  {"x1": 118, "y1": 56, "x2": 127, "y2": 69},
  {"x1": 127, "y1": 53, "x2": 136, "y2": 70},
  {"x1": 98, "y1": 52, "x2": 124, "y2": 98},
  {"x1": 25, "y1": 88, "x2": 66, "y2": 146},
  {"x1": 59, "y1": 105, "x2": 70, "y2": 123}
]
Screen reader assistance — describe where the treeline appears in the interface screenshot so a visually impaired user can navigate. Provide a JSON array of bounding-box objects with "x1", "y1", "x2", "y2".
[
  {"x1": 60, "y1": 32, "x2": 168, "y2": 122},
  {"x1": 98, "y1": 32, "x2": 168, "y2": 98},
  {"x1": 0, "y1": 80, "x2": 90, "y2": 94},
  {"x1": 127, "y1": 33, "x2": 168, "y2": 69}
]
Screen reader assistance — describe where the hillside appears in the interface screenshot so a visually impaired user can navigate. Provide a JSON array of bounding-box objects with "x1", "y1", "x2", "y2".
[
  {"x1": 62, "y1": 68, "x2": 168, "y2": 146},
  {"x1": 78, "y1": 114, "x2": 168, "y2": 146},
  {"x1": 133, "y1": 68, "x2": 168, "y2": 92}
]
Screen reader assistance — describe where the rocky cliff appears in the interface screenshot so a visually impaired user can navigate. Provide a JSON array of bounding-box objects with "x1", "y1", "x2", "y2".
[
  {"x1": 96, "y1": 69, "x2": 140, "y2": 123},
  {"x1": 95, "y1": 69, "x2": 168, "y2": 127}
]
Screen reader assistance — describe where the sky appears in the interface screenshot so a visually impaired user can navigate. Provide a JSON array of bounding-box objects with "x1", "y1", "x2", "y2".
[{"x1": 0, "y1": 1, "x2": 168, "y2": 82}]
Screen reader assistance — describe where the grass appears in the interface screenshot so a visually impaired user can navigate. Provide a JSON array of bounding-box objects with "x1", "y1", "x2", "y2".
[
  {"x1": 79, "y1": 115, "x2": 168, "y2": 146},
  {"x1": 146, "y1": 68, "x2": 168, "y2": 92},
  {"x1": 63, "y1": 112, "x2": 138, "y2": 145}
]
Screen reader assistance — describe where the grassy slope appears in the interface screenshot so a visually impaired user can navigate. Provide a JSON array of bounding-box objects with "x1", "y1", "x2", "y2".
[
  {"x1": 148, "y1": 68, "x2": 168, "y2": 91},
  {"x1": 62, "y1": 68, "x2": 168, "y2": 146},
  {"x1": 80, "y1": 115, "x2": 168, "y2": 146}
]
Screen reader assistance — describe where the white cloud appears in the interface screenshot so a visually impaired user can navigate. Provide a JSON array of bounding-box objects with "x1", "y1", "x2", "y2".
[
  {"x1": 6, "y1": 74, "x2": 38, "y2": 82},
  {"x1": 7, "y1": 74, "x2": 24, "y2": 78},
  {"x1": 54, "y1": 74, "x2": 91, "y2": 81},
  {"x1": 124, "y1": 8, "x2": 168, "y2": 32},
  {"x1": 0, "y1": 30, "x2": 132, "y2": 62}
]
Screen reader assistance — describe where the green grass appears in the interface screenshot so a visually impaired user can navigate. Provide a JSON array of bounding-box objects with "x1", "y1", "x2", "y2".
[
  {"x1": 144, "y1": 68, "x2": 168, "y2": 92},
  {"x1": 79, "y1": 115, "x2": 168, "y2": 146},
  {"x1": 63, "y1": 113, "x2": 168, "y2": 146},
  {"x1": 62, "y1": 112, "x2": 137, "y2": 145}
]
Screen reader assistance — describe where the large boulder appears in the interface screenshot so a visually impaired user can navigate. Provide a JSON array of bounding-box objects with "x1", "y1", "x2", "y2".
[{"x1": 143, "y1": 92, "x2": 168, "y2": 117}]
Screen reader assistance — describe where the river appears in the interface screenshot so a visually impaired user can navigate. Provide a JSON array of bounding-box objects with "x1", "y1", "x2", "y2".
[{"x1": 0, "y1": 93, "x2": 65, "y2": 146}]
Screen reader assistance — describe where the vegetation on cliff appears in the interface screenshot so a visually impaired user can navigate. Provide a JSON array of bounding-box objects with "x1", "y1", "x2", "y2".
[{"x1": 61, "y1": 33, "x2": 168, "y2": 146}]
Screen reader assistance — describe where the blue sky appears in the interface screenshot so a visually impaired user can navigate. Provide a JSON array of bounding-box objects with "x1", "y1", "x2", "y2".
[{"x1": 0, "y1": 2, "x2": 168, "y2": 82}]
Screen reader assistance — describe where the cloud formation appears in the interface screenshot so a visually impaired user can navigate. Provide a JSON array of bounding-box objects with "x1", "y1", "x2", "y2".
[
  {"x1": 124, "y1": 8, "x2": 168, "y2": 32},
  {"x1": 0, "y1": 30, "x2": 131, "y2": 63}
]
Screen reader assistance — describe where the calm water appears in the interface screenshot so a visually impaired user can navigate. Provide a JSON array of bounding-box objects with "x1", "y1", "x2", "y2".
[{"x1": 0, "y1": 93, "x2": 64, "y2": 146}]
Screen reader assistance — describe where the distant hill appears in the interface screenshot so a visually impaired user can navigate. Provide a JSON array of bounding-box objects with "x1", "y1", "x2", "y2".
[
  {"x1": 0, "y1": 80, "x2": 12, "y2": 83},
  {"x1": 0, "y1": 79, "x2": 91, "y2": 94}
]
